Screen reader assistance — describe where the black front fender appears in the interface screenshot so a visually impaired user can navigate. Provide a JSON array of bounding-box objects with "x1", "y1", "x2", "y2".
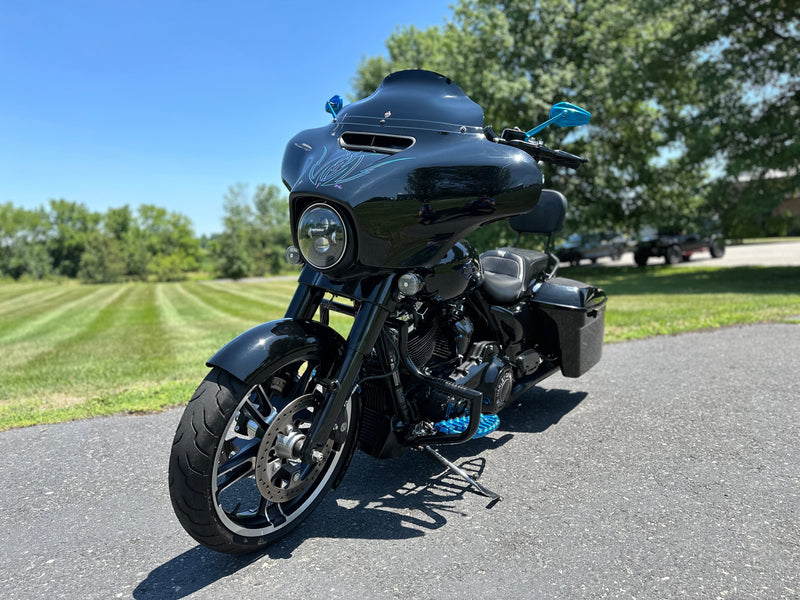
[{"x1": 207, "y1": 318, "x2": 346, "y2": 386}]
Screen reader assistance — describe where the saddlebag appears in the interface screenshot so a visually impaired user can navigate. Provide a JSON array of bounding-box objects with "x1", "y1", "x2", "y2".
[{"x1": 530, "y1": 277, "x2": 607, "y2": 377}]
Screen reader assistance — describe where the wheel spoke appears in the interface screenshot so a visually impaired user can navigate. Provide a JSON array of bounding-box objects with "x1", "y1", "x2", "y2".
[
  {"x1": 217, "y1": 437, "x2": 260, "y2": 492},
  {"x1": 290, "y1": 361, "x2": 320, "y2": 397},
  {"x1": 242, "y1": 396, "x2": 271, "y2": 431}
]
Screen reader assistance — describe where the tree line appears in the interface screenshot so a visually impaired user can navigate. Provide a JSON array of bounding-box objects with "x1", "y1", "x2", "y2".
[{"x1": 0, "y1": 184, "x2": 294, "y2": 283}]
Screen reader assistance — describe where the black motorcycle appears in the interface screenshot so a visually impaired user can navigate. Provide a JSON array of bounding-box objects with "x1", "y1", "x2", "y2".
[{"x1": 168, "y1": 70, "x2": 607, "y2": 554}]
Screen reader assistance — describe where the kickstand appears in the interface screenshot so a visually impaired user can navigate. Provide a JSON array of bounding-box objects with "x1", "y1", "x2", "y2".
[{"x1": 423, "y1": 445, "x2": 503, "y2": 505}]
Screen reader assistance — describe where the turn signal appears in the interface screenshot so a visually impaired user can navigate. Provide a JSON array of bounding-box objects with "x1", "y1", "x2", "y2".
[{"x1": 285, "y1": 245, "x2": 303, "y2": 265}]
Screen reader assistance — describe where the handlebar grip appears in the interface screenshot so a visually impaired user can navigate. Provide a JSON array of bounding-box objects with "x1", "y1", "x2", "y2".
[
  {"x1": 503, "y1": 138, "x2": 588, "y2": 169},
  {"x1": 551, "y1": 149, "x2": 589, "y2": 169}
]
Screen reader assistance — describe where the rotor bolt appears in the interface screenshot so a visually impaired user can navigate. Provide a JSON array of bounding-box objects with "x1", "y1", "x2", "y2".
[
  {"x1": 311, "y1": 450, "x2": 324, "y2": 463},
  {"x1": 292, "y1": 472, "x2": 301, "y2": 482}
]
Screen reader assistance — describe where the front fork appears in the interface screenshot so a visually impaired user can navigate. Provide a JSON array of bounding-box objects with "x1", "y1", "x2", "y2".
[{"x1": 285, "y1": 268, "x2": 397, "y2": 464}]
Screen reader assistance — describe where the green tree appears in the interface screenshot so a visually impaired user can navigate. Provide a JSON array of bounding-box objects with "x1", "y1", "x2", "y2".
[
  {"x1": 216, "y1": 184, "x2": 257, "y2": 279},
  {"x1": 0, "y1": 203, "x2": 52, "y2": 279},
  {"x1": 253, "y1": 184, "x2": 292, "y2": 274},
  {"x1": 78, "y1": 231, "x2": 127, "y2": 283},
  {"x1": 45, "y1": 199, "x2": 100, "y2": 277},
  {"x1": 214, "y1": 183, "x2": 293, "y2": 278},
  {"x1": 639, "y1": 0, "x2": 799, "y2": 237},
  {"x1": 131, "y1": 204, "x2": 201, "y2": 281}
]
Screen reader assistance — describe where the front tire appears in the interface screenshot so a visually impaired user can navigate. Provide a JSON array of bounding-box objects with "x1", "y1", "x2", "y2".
[
  {"x1": 169, "y1": 364, "x2": 358, "y2": 554},
  {"x1": 664, "y1": 245, "x2": 682, "y2": 264}
]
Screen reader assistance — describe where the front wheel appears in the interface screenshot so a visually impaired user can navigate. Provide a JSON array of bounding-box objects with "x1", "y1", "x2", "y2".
[
  {"x1": 710, "y1": 239, "x2": 726, "y2": 258},
  {"x1": 664, "y1": 245, "x2": 682, "y2": 265},
  {"x1": 168, "y1": 363, "x2": 358, "y2": 554}
]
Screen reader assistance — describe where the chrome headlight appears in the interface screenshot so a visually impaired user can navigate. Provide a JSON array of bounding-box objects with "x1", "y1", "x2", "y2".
[{"x1": 297, "y1": 204, "x2": 348, "y2": 269}]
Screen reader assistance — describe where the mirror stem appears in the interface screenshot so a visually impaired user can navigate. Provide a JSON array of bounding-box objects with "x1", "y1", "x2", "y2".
[{"x1": 525, "y1": 111, "x2": 566, "y2": 140}]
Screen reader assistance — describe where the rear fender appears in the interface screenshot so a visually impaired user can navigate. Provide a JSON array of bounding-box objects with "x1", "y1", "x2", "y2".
[{"x1": 207, "y1": 318, "x2": 346, "y2": 386}]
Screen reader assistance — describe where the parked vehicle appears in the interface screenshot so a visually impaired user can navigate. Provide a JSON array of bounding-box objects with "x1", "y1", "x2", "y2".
[
  {"x1": 168, "y1": 70, "x2": 606, "y2": 554},
  {"x1": 633, "y1": 226, "x2": 725, "y2": 266},
  {"x1": 556, "y1": 232, "x2": 626, "y2": 266}
]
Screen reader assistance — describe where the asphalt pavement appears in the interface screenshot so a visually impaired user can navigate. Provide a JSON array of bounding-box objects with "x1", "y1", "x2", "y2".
[{"x1": 1, "y1": 323, "x2": 798, "y2": 600}]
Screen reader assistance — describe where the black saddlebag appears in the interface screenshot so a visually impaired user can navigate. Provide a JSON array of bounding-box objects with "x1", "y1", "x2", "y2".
[{"x1": 530, "y1": 277, "x2": 607, "y2": 377}]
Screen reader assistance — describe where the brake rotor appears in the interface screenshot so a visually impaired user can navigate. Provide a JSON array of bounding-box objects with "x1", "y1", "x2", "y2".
[{"x1": 254, "y1": 394, "x2": 334, "y2": 503}]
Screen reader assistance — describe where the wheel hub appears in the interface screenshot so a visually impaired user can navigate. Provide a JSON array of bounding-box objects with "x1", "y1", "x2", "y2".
[{"x1": 254, "y1": 395, "x2": 334, "y2": 503}]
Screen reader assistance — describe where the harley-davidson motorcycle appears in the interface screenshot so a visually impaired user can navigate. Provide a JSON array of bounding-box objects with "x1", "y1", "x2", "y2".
[{"x1": 169, "y1": 70, "x2": 607, "y2": 554}]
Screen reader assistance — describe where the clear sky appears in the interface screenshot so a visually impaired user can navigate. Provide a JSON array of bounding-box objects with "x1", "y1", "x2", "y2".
[{"x1": 1, "y1": 0, "x2": 454, "y2": 235}]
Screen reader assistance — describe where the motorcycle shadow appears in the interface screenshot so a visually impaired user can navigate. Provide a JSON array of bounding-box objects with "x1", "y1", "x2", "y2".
[
  {"x1": 134, "y1": 387, "x2": 585, "y2": 599},
  {"x1": 287, "y1": 386, "x2": 588, "y2": 546}
]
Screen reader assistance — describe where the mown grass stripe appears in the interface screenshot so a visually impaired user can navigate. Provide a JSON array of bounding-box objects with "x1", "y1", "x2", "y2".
[
  {"x1": 0, "y1": 284, "x2": 90, "y2": 326},
  {"x1": 10, "y1": 285, "x2": 166, "y2": 403},
  {"x1": 198, "y1": 281, "x2": 294, "y2": 313},
  {"x1": 154, "y1": 283, "x2": 233, "y2": 365},
  {"x1": 0, "y1": 284, "x2": 123, "y2": 343},
  {"x1": 189, "y1": 281, "x2": 285, "y2": 322},
  {"x1": 0, "y1": 284, "x2": 133, "y2": 372},
  {"x1": 0, "y1": 281, "x2": 57, "y2": 303},
  {"x1": 169, "y1": 282, "x2": 256, "y2": 327}
]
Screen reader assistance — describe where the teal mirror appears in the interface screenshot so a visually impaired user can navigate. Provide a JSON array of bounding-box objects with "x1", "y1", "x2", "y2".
[{"x1": 525, "y1": 102, "x2": 591, "y2": 139}]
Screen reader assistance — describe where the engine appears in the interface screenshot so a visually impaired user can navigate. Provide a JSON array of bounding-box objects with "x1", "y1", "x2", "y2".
[{"x1": 404, "y1": 301, "x2": 516, "y2": 420}]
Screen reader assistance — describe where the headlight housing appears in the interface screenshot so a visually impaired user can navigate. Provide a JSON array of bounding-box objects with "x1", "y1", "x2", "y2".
[{"x1": 297, "y1": 203, "x2": 348, "y2": 270}]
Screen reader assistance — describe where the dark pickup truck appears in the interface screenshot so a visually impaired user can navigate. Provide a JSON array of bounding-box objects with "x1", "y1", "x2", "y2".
[{"x1": 634, "y1": 228, "x2": 725, "y2": 266}]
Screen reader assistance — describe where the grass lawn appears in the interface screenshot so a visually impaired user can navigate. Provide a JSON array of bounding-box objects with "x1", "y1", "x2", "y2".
[{"x1": 1, "y1": 265, "x2": 798, "y2": 430}]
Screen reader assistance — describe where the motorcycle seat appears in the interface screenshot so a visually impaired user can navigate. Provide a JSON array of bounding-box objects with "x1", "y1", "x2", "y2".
[{"x1": 480, "y1": 247, "x2": 550, "y2": 303}]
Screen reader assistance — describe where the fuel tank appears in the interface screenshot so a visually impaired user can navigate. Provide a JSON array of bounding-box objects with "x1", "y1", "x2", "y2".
[
  {"x1": 282, "y1": 70, "x2": 544, "y2": 272},
  {"x1": 421, "y1": 239, "x2": 482, "y2": 301}
]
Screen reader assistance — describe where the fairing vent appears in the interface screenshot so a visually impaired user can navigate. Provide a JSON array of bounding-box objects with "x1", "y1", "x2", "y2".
[{"x1": 340, "y1": 132, "x2": 415, "y2": 154}]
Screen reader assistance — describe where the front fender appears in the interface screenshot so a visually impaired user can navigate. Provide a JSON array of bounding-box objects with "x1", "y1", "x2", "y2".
[{"x1": 207, "y1": 318, "x2": 346, "y2": 386}]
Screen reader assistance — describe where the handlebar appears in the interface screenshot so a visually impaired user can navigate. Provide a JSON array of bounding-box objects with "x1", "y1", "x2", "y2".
[{"x1": 484, "y1": 126, "x2": 589, "y2": 170}]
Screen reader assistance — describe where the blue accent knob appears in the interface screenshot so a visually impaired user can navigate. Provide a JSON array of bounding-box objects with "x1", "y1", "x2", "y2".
[{"x1": 325, "y1": 95, "x2": 344, "y2": 118}]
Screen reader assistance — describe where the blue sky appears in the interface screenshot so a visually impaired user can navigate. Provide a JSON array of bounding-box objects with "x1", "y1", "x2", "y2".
[{"x1": 1, "y1": 0, "x2": 454, "y2": 235}]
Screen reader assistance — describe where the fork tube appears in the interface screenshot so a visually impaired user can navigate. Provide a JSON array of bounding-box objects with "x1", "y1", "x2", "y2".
[{"x1": 301, "y1": 276, "x2": 397, "y2": 463}]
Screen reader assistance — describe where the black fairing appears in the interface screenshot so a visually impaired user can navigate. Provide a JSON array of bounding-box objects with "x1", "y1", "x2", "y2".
[{"x1": 282, "y1": 70, "x2": 544, "y2": 277}]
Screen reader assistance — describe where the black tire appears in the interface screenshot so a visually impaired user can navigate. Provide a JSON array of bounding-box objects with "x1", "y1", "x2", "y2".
[
  {"x1": 634, "y1": 251, "x2": 649, "y2": 267},
  {"x1": 664, "y1": 245, "x2": 682, "y2": 265},
  {"x1": 710, "y1": 239, "x2": 725, "y2": 258},
  {"x1": 169, "y1": 363, "x2": 358, "y2": 554}
]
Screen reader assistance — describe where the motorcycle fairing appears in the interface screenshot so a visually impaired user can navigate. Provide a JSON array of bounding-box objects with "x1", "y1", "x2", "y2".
[{"x1": 282, "y1": 70, "x2": 545, "y2": 272}]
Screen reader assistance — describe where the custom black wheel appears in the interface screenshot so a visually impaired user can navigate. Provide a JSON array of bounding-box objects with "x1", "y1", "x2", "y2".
[
  {"x1": 169, "y1": 362, "x2": 358, "y2": 554},
  {"x1": 710, "y1": 239, "x2": 726, "y2": 258},
  {"x1": 664, "y1": 245, "x2": 682, "y2": 265}
]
